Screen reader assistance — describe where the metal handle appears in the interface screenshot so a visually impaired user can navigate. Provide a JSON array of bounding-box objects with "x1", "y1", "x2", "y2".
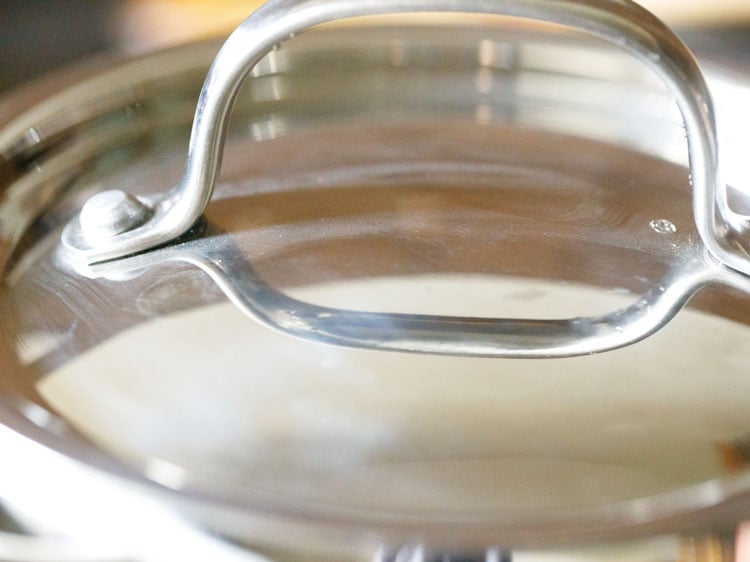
[
  {"x1": 61, "y1": 0, "x2": 750, "y2": 358},
  {"x1": 62, "y1": 0, "x2": 750, "y2": 272},
  {"x1": 78, "y1": 226, "x2": 750, "y2": 358}
]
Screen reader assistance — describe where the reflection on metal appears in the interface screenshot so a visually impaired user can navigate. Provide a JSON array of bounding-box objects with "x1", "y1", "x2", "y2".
[
  {"x1": 376, "y1": 545, "x2": 510, "y2": 562},
  {"x1": 0, "y1": 426, "x2": 275, "y2": 562},
  {"x1": 70, "y1": 219, "x2": 750, "y2": 358},
  {"x1": 62, "y1": 0, "x2": 750, "y2": 276},
  {"x1": 2, "y1": 14, "x2": 750, "y2": 559},
  {"x1": 56, "y1": 0, "x2": 750, "y2": 358}
]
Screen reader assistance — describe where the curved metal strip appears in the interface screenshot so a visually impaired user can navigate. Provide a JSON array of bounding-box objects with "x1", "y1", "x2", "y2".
[
  {"x1": 81, "y1": 233, "x2": 725, "y2": 358},
  {"x1": 183, "y1": 251, "x2": 716, "y2": 358},
  {"x1": 62, "y1": 0, "x2": 746, "y2": 277}
]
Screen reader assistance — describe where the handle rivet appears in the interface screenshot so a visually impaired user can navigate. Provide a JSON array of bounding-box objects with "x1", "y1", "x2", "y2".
[{"x1": 79, "y1": 189, "x2": 153, "y2": 244}]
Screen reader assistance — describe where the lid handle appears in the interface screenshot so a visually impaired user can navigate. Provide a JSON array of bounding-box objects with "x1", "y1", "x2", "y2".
[
  {"x1": 83, "y1": 238, "x2": 745, "y2": 357},
  {"x1": 62, "y1": 0, "x2": 750, "y2": 273},
  {"x1": 60, "y1": 0, "x2": 750, "y2": 358}
]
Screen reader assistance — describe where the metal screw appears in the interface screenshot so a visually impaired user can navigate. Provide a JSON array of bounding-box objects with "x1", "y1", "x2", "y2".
[{"x1": 79, "y1": 189, "x2": 153, "y2": 244}]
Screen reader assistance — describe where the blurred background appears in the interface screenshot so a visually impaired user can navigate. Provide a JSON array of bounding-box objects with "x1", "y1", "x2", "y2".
[{"x1": 1, "y1": 0, "x2": 750, "y2": 95}]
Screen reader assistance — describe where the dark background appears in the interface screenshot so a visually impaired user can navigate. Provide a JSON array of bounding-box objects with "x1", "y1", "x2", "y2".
[
  {"x1": 0, "y1": 1, "x2": 124, "y2": 93},
  {"x1": 1, "y1": 1, "x2": 750, "y2": 95}
]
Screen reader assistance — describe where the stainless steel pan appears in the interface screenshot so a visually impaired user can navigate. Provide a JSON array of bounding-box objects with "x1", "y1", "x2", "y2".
[{"x1": 2, "y1": 1, "x2": 750, "y2": 560}]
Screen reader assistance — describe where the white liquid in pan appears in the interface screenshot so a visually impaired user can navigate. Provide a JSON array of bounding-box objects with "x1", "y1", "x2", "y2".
[{"x1": 39, "y1": 274, "x2": 750, "y2": 517}]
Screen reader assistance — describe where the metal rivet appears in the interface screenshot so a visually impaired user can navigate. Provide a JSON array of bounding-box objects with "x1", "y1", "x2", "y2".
[{"x1": 79, "y1": 189, "x2": 153, "y2": 244}]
